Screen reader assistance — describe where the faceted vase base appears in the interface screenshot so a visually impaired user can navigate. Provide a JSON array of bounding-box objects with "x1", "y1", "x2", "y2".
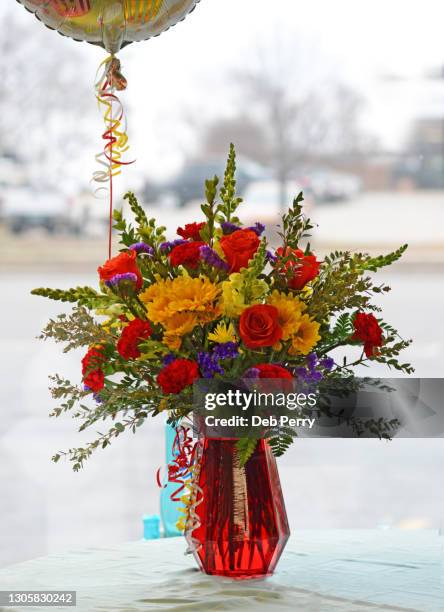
[{"x1": 186, "y1": 439, "x2": 290, "y2": 579}]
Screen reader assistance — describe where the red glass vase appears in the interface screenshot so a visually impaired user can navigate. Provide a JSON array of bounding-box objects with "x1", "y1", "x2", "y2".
[{"x1": 186, "y1": 438, "x2": 290, "y2": 579}]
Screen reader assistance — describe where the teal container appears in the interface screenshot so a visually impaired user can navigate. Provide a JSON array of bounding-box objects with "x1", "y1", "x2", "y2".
[
  {"x1": 143, "y1": 514, "x2": 160, "y2": 540},
  {"x1": 160, "y1": 421, "x2": 183, "y2": 537}
]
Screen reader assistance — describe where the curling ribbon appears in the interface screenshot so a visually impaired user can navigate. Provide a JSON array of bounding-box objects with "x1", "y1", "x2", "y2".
[
  {"x1": 156, "y1": 425, "x2": 204, "y2": 552},
  {"x1": 93, "y1": 55, "x2": 134, "y2": 258}
]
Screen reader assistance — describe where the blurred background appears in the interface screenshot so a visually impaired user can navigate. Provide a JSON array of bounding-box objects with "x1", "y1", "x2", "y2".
[{"x1": 1, "y1": 0, "x2": 444, "y2": 568}]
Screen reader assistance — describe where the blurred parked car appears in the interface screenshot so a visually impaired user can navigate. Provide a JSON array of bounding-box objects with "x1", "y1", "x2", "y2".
[
  {"x1": 165, "y1": 157, "x2": 269, "y2": 207},
  {"x1": 240, "y1": 180, "x2": 307, "y2": 222},
  {"x1": 2, "y1": 187, "x2": 70, "y2": 234},
  {"x1": 301, "y1": 168, "x2": 361, "y2": 202}
]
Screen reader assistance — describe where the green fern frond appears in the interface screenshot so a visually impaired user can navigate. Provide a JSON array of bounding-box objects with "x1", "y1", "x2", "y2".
[{"x1": 236, "y1": 437, "x2": 257, "y2": 466}]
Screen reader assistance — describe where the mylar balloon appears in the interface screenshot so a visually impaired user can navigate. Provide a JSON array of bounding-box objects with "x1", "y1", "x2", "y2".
[{"x1": 17, "y1": 0, "x2": 201, "y2": 54}]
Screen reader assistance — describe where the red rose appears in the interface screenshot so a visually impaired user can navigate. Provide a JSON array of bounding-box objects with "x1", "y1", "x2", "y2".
[
  {"x1": 177, "y1": 222, "x2": 206, "y2": 241},
  {"x1": 220, "y1": 229, "x2": 260, "y2": 272},
  {"x1": 352, "y1": 312, "x2": 383, "y2": 358},
  {"x1": 117, "y1": 319, "x2": 152, "y2": 360},
  {"x1": 98, "y1": 250, "x2": 143, "y2": 291},
  {"x1": 81, "y1": 347, "x2": 106, "y2": 393},
  {"x1": 169, "y1": 241, "x2": 205, "y2": 269},
  {"x1": 239, "y1": 304, "x2": 283, "y2": 349},
  {"x1": 252, "y1": 364, "x2": 293, "y2": 379},
  {"x1": 157, "y1": 358, "x2": 199, "y2": 394},
  {"x1": 276, "y1": 247, "x2": 320, "y2": 290}
]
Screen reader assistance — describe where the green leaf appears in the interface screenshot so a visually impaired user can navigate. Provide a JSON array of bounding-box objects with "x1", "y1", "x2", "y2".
[
  {"x1": 267, "y1": 433, "x2": 294, "y2": 457},
  {"x1": 236, "y1": 437, "x2": 257, "y2": 466}
]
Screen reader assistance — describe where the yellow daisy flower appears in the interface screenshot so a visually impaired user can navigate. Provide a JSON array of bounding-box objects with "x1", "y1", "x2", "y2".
[
  {"x1": 267, "y1": 290, "x2": 306, "y2": 341},
  {"x1": 208, "y1": 321, "x2": 237, "y2": 344},
  {"x1": 289, "y1": 315, "x2": 321, "y2": 355}
]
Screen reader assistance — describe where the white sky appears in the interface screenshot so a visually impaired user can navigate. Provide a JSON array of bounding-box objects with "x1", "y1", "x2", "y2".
[{"x1": 7, "y1": 0, "x2": 444, "y2": 184}]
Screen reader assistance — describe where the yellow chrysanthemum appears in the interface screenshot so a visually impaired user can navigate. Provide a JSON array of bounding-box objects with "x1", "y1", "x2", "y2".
[
  {"x1": 208, "y1": 321, "x2": 237, "y2": 344},
  {"x1": 162, "y1": 312, "x2": 198, "y2": 350},
  {"x1": 289, "y1": 315, "x2": 321, "y2": 355},
  {"x1": 140, "y1": 276, "x2": 221, "y2": 346},
  {"x1": 267, "y1": 290, "x2": 306, "y2": 341},
  {"x1": 221, "y1": 273, "x2": 268, "y2": 317}
]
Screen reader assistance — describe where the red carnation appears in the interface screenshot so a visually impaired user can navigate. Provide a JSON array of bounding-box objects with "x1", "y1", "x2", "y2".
[
  {"x1": 177, "y1": 222, "x2": 206, "y2": 241},
  {"x1": 252, "y1": 364, "x2": 293, "y2": 379},
  {"x1": 117, "y1": 319, "x2": 152, "y2": 360},
  {"x1": 220, "y1": 229, "x2": 260, "y2": 272},
  {"x1": 239, "y1": 304, "x2": 283, "y2": 349},
  {"x1": 276, "y1": 247, "x2": 320, "y2": 290},
  {"x1": 82, "y1": 347, "x2": 106, "y2": 393},
  {"x1": 352, "y1": 312, "x2": 383, "y2": 358},
  {"x1": 98, "y1": 250, "x2": 143, "y2": 291},
  {"x1": 169, "y1": 241, "x2": 205, "y2": 269},
  {"x1": 157, "y1": 358, "x2": 199, "y2": 394}
]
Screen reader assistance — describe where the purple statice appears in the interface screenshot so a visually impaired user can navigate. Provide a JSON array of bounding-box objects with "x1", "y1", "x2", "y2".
[
  {"x1": 294, "y1": 353, "x2": 324, "y2": 391},
  {"x1": 247, "y1": 222, "x2": 265, "y2": 236},
  {"x1": 213, "y1": 342, "x2": 239, "y2": 360},
  {"x1": 221, "y1": 221, "x2": 240, "y2": 235},
  {"x1": 105, "y1": 272, "x2": 138, "y2": 289},
  {"x1": 199, "y1": 245, "x2": 229, "y2": 271},
  {"x1": 198, "y1": 343, "x2": 239, "y2": 378},
  {"x1": 84, "y1": 385, "x2": 103, "y2": 404},
  {"x1": 243, "y1": 367, "x2": 260, "y2": 379},
  {"x1": 266, "y1": 250, "x2": 277, "y2": 264},
  {"x1": 306, "y1": 352, "x2": 318, "y2": 370},
  {"x1": 163, "y1": 353, "x2": 177, "y2": 366},
  {"x1": 159, "y1": 239, "x2": 187, "y2": 253},
  {"x1": 319, "y1": 356, "x2": 334, "y2": 371},
  {"x1": 129, "y1": 242, "x2": 154, "y2": 255},
  {"x1": 198, "y1": 351, "x2": 224, "y2": 379},
  {"x1": 293, "y1": 353, "x2": 335, "y2": 391}
]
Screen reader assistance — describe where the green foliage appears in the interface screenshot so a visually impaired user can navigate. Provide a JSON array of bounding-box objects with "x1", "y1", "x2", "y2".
[
  {"x1": 124, "y1": 191, "x2": 148, "y2": 227},
  {"x1": 114, "y1": 193, "x2": 166, "y2": 249},
  {"x1": 236, "y1": 437, "x2": 257, "y2": 466},
  {"x1": 278, "y1": 192, "x2": 314, "y2": 249},
  {"x1": 353, "y1": 244, "x2": 408, "y2": 273},
  {"x1": 267, "y1": 430, "x2": 295, "y2": 458},
  {"x1": 218, "y1": 143, "x2": 243, "y2": 224},
  {"x1": 308, "y1": 252, "x2": 374, "y2": 322},
  {"x1": 31, "y1": 286, "x2": 112, "y2": 309},
  {"x1": 200, "y1": 176, "x2": 219, "y2": 245},
  {"x1": 39, "y1": 308, "x2": 109, "y2": 352}
]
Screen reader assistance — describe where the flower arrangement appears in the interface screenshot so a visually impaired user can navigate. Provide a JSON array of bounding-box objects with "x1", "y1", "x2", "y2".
[{"x1": 32, "y1": 145, "x2": 413, "y2": 470}]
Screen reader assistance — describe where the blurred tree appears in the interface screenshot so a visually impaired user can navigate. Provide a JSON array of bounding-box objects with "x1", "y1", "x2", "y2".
[
  {"x1": 198, "y1": 35, "x2": 372, "y2": 209},
  {"x1": 0, "y1": 8, "x2": 93, "y2": 190}
]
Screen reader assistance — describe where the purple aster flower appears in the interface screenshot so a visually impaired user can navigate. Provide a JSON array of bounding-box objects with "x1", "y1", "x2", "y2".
[
  {"x1": 221, "y1": 221, "x2": 240, "y2": 235},
  {"x1": 105, "y1": 272, "x2": 138, "y2": 289},
  {"x1": 213, "y1": 342, "x2": 239, "y2": 360},
  {"x1": 199, "y1": 245, "x2": 229, "y2": 271},
  {"x1": 129, "y1": 242, "x2": 154, "y2": 255},
  {"x1": 247, "y1": 222, "x2": 265, "y2": 236},
  {"x1": 159, "y1": 239, "x2": 187, "y2": 253}
]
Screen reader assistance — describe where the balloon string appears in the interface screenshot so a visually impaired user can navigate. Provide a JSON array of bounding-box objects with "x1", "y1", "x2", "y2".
[
  {"x1": 93, "y1": 55, "x2": 134, "y2": 259},
  {"x1": 109, "y1": 106, "x2": 113, "y2": 260}
]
